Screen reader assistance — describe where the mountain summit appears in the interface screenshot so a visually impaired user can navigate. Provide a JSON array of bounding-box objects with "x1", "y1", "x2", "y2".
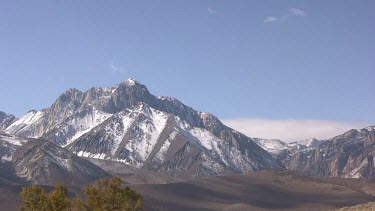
[{"x1": 3, "y1": 79, "x2": 282, "y2": 178}]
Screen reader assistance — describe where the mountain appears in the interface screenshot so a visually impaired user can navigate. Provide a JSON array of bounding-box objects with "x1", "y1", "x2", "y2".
[
  {"x1": 282, "y1": 126, "x2": 375, "y2": 179},
  {"x1": 0, "y1": 111, "x2": 16, "y2": 131},
  {"x1": 0, "y1": 132, "x2": 29, "y2": 162},
  {"x1": 3, "y1": 79, "x2": 282, "y2": 178},
  {"x1": 0, "y1": 133, "x2": 111, "y2": 186},
  {"x1": 255, "y1": 127, "x2": 375, "y2": 179},
  {"x1": 8, "y1": 78, "x2": 372, "y2": 180},
  {"x1": 253, "y1": 138, "x2": 291, "y2": 154},
  {"x1": 290, "y1": 138, "x2": 322, "y2": 148}
]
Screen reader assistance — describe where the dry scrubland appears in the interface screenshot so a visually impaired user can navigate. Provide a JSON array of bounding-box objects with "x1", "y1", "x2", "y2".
[{"x1": 339, "y1": 202, "x2": 375, "y2": 211}]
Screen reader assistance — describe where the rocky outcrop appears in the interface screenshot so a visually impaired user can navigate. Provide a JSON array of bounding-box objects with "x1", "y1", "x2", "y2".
[
  {"x1": 280, "y1": 127, "x2": 375, "y2": 178},
  {"x1": 253, "y1": 127, "x2": 375, "y2": 179},
  {"x1": 0, "y1": 111, "x2": 16, "y2": 131},
  {"x1": 0, "y1": 133, "x2": 111, "y2": 186}
]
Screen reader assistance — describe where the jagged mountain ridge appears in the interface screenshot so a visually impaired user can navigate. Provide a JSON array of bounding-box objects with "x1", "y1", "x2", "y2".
[
  {"x1": 290, "y1": 138, "x2": 322, "y2": 148},
  {"x1": 0, "y1": 111, "x2": 16, "y2": 131},
  {"x1": 254, "y1": 127, "x2": 375, "y2": 178},
  {"x1": 0, "y1": 133, "x2": 110, "y2": 186},
  {"x1": 282, "y1": 126, "x2": 375, "y2": 178},
  {"x1": 3, "y1": 79, "x2": 282, "y2": 178},
  {"x1": 66, "y1": 103, "x2": 278, "y2": 178},
  {"x1": 253, "y1": 138, "x2": 292, "y2": 154}
]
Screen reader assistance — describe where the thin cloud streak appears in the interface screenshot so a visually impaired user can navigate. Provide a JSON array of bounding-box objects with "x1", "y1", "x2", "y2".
[
  {"x1": 264, "y1": 16, "x2": 279, "y2": 23},
  {"x1": 264, "y1": 8, "x2": 307, "y2": 23},
  {"x1": 207, "y1": 7, "x2": 217, "y2": 15},
  {"x1": 109, "y1": 61, "x2": 127, "y2": 74},
  {"x1": 222, "y1": 118, "x2": 370, "y2": 142},
  {"x1": 289, "y1": 8, "x2": 307, "y2": 16}
]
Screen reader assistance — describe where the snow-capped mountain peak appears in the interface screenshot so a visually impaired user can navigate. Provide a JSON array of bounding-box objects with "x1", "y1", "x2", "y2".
[
  {"x1": 253, "y1": 138, "x2": 290, "y2": 154},
  {"x1": 292, "y1": 138, "x2": 322, "y2": 148},
  {"x1": 5, "y1": 110, "x2": 44, "y2": 138},
  {"x1": 3, "y1": 78, "x2": 283, "y2": 178},
  {"x1": 122, "y1": 78, "x2": 140, "y2": 86}
]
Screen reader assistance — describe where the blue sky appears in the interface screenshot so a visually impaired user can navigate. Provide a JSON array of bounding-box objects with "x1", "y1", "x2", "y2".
[{"x1": 0, "y1": 1, "x2": 374, "y2": 140}]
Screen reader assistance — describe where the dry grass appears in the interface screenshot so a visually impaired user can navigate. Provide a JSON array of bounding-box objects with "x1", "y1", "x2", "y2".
[
  {"x1": 133, "y1": 170, "x2": 375, "y2": 211},
  {"x1": 339, "y1": 202, "x2": 375, "y2": 211}
]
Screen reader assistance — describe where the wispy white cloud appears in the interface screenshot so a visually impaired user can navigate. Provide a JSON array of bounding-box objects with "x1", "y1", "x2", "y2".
[
  {"x1": 263, "y1": 8, "x2": 307, "y2": 23},
  {"x1": 264, "y1": 16, "x2": 279, "y2": 23},
  {"x1": 208, "y1": 7, "x2": 217, "y2": 15},
  {"x1": 289, "y1": 8, "x2": 307, "y2": 17},
  {"x1": 109, "y1": 61, "x2": 127, "y2": 74},
  {"x1": 222, "y1": 118, "x2": 370, "y2": 142}
]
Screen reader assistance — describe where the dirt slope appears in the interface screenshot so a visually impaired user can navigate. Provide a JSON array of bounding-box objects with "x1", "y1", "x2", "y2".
[{"x1": 133, "y1": 170, "x2": 375, "y2": 211}]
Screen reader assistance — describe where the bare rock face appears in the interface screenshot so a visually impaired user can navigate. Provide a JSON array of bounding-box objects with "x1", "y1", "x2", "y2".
[
  {"x1": 0, "y1": 133, "x2": 110, "y2": 187},
  {"x1": 65, "y1": 103, "x2": 281, "y2": 178},
  {"x1": 281, "y1": 126, "x2": 375, "y2": 179},
  {"x1": 0, "y1": 111, "x2": 16, "y2": 131},
  {"x1": 3, "y1": 79, "x2": 282, "y2": 179},
  {"x1": 253, "y1": 127, "x2": 375, "y2": 179}
]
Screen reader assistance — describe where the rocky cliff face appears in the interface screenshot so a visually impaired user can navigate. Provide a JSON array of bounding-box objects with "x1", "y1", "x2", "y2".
[
  {"x1": 0, "y1": 111, "x2": 16, "y2": 131},
  {"x1": 0, "y1": 133, "x2": 110, "y2": 186},
  {"x1": 254, "y1": 127, "x2": 375, "y2": 179},
  {"x1": 65, "y1": 103, "x2": 280, "y2": 178},
  {"x1": 282, "y1": 126, "x2": 375, "y2": 178},
  {"x1": 3, "y1": 79, "x2": 282, "y2": 178}
]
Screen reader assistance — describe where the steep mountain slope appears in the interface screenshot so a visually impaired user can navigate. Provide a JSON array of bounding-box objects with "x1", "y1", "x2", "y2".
[
  {"x1": 254, "y1": 128, "x2": 375, "y2": 179},
  {"x1": 0, "y1": 133, "x2": 111, "y2": 186},
  {"x1": 66, "y1": 103, "x2": 280, "y2": 178},
  {"x1": 0, "y1": 132, "x2": 28, "y2": 162},
  {"x1": 281, "y1": 126, "x2": 375, "y2": 178},
  {"x1": 0, "y1": 111, "x2": 16, "y2": 131},
  {"x1": 4, "y1": 110, "x2": 44, "y2": 138},
  {"x1": 42, "y1": 106, "x2": 113, "y2": 146},
  {"x1": 4, "y1": 79, "x2": 282, "y2": 178}
]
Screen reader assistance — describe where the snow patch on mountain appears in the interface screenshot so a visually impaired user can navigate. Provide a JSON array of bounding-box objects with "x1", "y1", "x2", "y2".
[
  {"x1": 292, "y1": 138, "x2": 322, "y2": 148},
  {"x1": 254, "y1": 138, "x2": 289, "y2": 154},
  {"x1": 69, "y1": 103, "x2": 170, "y2": 167},
  {"x1": 124, "y1": 78, "x2": 139, "y2": 86},
  {"x1": 122, "y1": 105, "x2": 169, "y2": 167},
  {"x1": 4, "y1": 79, "x2": 283, "y2": 178},
  {"x1": 77, "y1": 151, "x2": 107, "y2": 160},
  {"x1": 154, "y1": 130, "x2": 177, "y2": 162},
  {"x1": 57, "y1": 108, "x2": 113, "y2": 147},
  {"x1": 174, "y1": 116, "x2": 257, "y2": 172},
  {"x1": 0, "y1": 133, "x2": 27, "y2": 146},
  {"x1": 109, "y1": 114, "x2": 134, "y2": 155},
  {"x1": 5, "y1": 110, "x2": 44, "y2": 137}
]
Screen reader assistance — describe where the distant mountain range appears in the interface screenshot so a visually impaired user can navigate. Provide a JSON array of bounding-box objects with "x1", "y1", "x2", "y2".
[
  {"x1": 0, "y1": 78, "x2": 374, "y2": 185},
  {"x1": 254, "y1": 126, "x2": 375, "y2": 178}
]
